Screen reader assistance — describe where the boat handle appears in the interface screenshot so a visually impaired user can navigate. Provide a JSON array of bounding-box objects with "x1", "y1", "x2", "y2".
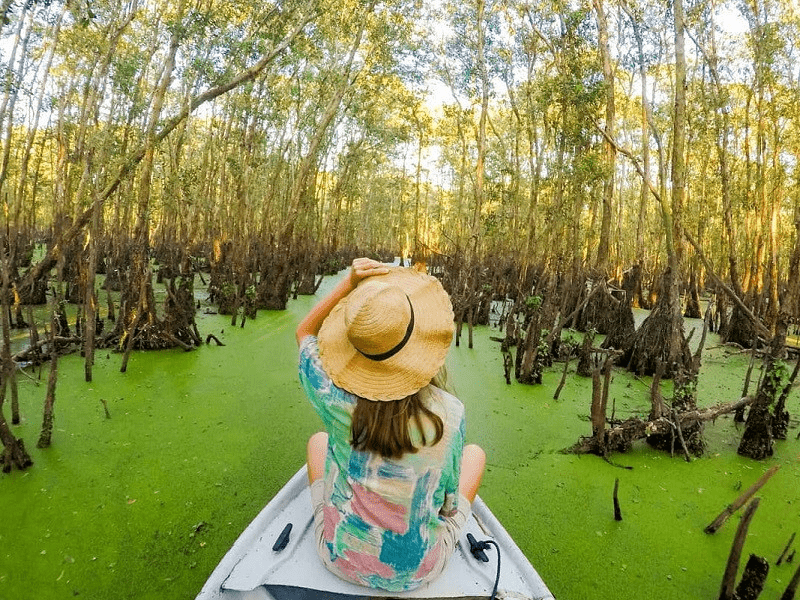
[{"x1": 272, "y1": 523, "x2": 293, "y2": 552}]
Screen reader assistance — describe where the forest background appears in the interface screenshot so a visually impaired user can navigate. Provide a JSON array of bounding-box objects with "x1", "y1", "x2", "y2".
[{"x1": 0, "y1": 0, "x2": 799, "y2": 596}]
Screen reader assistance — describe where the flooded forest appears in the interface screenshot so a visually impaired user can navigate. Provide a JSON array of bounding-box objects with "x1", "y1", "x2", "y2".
[{"x1": 1, "y1": 0, "x2": 799, "y2": 481}]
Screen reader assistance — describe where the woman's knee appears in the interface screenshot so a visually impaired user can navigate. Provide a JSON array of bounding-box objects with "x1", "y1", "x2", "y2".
[
  {"x1": 308, "y1": 431, "x2": 328, "y2": 452},
  {"x1": 463, "y1": 444, "x2": 486, "y2": 468},
  {"x1": 459, "y1": 444, "x2": 486, "y2": 503}
]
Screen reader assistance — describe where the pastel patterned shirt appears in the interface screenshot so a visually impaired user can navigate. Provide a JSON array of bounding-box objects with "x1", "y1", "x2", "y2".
[{"x1": 299, "y1": 335, "x2": 465, "y2": 591}]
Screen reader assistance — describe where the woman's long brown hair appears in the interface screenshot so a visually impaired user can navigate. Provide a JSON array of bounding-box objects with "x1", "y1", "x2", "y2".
[{"x1": 351, "y1": 392, "x2": 444, "y2": 459}]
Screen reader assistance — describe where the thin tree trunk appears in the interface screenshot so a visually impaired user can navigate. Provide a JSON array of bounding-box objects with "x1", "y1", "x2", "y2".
[
  {"x1": 0, "y1": 255, "x2": 31, "y2": 471},
  {"x1": 694, "y1": 4, "x2": 743, "y2": 297},
  {"x1": 84, "y1": 195, "x2": 101, "y2": 381},
  {"x1": 719, "y1": 499, "x2": 761, "y2": 600},
  {"x1": 0, "y1": 257, "x2": 19, "y2": 425},
  {"x1": 473, "y1": 0, "x2": 488, "y2": 262},
  {"x1": 668, "y1": 0, "x2": 687, "y2": 348},
  {"x1": 37, "y1": 312, "x2": 59, "y2": 448},
  {"x1": 117, "y1": 0, "x2": 186, "y2": 354},
  {"x1": 13, "y1": 4, "x2": 66, "y2": 227},
  {"x1": 0, "y1": 5, "x2": 33, "y2": 196},
  {"x1": 592, "y1": 0, "x2": 615, "y2": 273},
  {"x1": 785, "y1": 209, "x2": 800, "y2": 318},
  {"x1": 766, "y1": 136, "x2": 781, "y2": 328}
]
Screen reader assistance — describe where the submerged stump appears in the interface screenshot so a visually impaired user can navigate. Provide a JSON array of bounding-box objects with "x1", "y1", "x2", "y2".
[
  {"x1": 735, "y1": 554, "x2": 769, "y2": 600},
  {"x1": 646, "y1": 368, "x2": 705, "y2": 457},
  {"x1": 738, "y1": 320, "x2": 787, "y2": 460},
  {"x1": 601, "y1": 291, "x2": 636, "y2": 354},
  {"x1": 0, "y1": 423, "x2": 33, "y2": 473},
  {"x1": 576, "y1": 281, "x2": 617, "y2": 334},
  {"x1": 724, "y1": 302, "x2": 758, "y2": 349},
  {"x1": 623, "y1": 268, "x2": 690, "y2": 378}
]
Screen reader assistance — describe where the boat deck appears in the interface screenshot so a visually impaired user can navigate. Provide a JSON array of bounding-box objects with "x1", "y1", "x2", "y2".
[{"x1": 197, "y1": 466, "x2": 555, "y2": 600}]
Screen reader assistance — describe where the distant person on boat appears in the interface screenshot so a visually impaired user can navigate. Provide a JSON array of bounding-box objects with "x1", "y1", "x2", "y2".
[{"x1": 296, "y1": 257, "x2": 486, "y2": 592}]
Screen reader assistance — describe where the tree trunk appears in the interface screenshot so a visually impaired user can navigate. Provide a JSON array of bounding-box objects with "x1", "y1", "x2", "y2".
[
  {"x1": 0, "y1": 258, "x2": 19, "y2": 425},
  {"x1": 617, "y1": 0, "x2": 686, "y2": 379},
  {"x1": 12, "y1": 4, "x2": 66, "y2": 231},
  {"x1": 84, "y1": 198, "x2": 101, "y2": 382},
  {"x1": 624, "y1": 268, "x2": 690, "y2": 378},
  {"x1": 592, "y1": 0, "x2": 615, "y2": 273},
  {"x1": 773, "y1": 357, "x2": 800, "y2": 440},
  {"x1": 37, "y1": 316, "x2": 59, "y2": 449},
  {"x1": 735, "y1": 554, "x2": 769, "y2": 600},
  {"x1": 112, "y1": 2, "x2": 185, "y2": 356},
  {"x1": 684, "y1": 266, "x2": 702, "y2": 319},
  {"x1": 0, "y1": 5, "x2": 33, "y2": 197},
  {"x1": 0, "y1": 241, "x2": 33, "y2": 471},
  {"x1": 738, "y1": 319, "x2": 787, "y2": 459},
  {"x1": 0, "y1": 402, "x2": 32, "y2": 473},
  {"x1": 784, "y1": 211, "x2": 800, "y2": 319},
  {"x1": 601, "y1": 290, "x2": 636, "y2": 354}
]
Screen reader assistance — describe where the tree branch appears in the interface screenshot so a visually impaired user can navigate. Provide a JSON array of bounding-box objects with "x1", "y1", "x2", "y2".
[{"x1": 590, "y1": 118, "x2": 663, "y2": 205}]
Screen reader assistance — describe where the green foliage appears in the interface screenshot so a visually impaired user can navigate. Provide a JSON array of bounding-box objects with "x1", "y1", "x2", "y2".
[
  {"x1": 673, "y1": 378, "x2": 697, "y2": 406},
  {"x1": 220, "y1": 282, "x2": 235, "y2": 297},
  {"x1": 537, "y1": 328, "x2": 550, "y2": 356},
  {"x1": 561, "y1": 330, "x2": 579, "y2": 347},
  {"x1": 764, "y1": 359, "x2": 789, "y2": 398},
  {"x1": 525, "y1": 294, "x2": 542, "y2": 310}
]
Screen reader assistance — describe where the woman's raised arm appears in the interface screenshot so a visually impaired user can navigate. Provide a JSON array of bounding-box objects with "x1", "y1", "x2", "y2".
[{"x1": 295, "y1": 258, "x2": 389, "y2": 345}]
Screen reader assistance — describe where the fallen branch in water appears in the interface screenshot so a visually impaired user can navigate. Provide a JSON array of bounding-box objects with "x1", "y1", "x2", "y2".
[
  {"x1": 568, "y1": 396, "x2": 756, "y2": 456},
  {"x1": 705, "y1": 465, "x2": 780, "y2": 534},
  {"x1": 12, "y1": 336, "x2": 83, "y2": 363},
  {"x1": 205, "y1": 334, "x2": 225, "y2": 346}
]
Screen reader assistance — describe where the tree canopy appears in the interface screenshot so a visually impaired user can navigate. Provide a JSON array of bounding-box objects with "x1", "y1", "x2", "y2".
[{"x1": 0, "y1": 1, "x2": 797, "y2": 285}]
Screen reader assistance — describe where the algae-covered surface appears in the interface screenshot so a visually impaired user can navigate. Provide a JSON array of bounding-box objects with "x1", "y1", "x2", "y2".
[{"x1": 1, "y1": 273, "x2": 798, "y2": 600}]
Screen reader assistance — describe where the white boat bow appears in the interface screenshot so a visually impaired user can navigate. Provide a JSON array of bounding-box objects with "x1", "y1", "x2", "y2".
[{"x1": 197, "y1": 465, "x2": 555, "y2": 600}]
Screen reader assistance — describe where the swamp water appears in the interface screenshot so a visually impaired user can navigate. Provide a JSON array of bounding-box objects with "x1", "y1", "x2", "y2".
[{"x1": 0, "y1": 273, "x2": 798, "y2": 600}]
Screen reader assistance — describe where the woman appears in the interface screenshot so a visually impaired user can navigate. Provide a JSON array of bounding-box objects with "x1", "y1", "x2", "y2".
[{"x1": 296, "y1": 257, "x2": 486, "y2": 592}]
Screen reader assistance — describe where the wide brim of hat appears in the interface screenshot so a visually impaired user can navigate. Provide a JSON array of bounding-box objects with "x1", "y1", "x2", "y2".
[{"x1": 317, "y1": 267, "x2": 454, "y2": 401}]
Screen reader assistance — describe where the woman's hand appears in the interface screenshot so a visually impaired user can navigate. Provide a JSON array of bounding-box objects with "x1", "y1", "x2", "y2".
[
  {"x1": 296, "y1": 258, "x2": 390, "y2": 345},
  {"x1": 349, "y1": 258, "x2": 390, "y2": 287}
]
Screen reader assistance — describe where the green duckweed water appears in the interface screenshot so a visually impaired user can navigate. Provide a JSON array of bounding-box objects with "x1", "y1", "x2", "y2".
[{"x1": 0, "y1": 273, "x2": 798, "y2": 600}]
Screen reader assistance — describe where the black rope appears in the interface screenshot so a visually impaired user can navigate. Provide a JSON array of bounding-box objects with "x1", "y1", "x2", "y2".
[{"x1": 467, "y1": 533, "x2": 502, "y2": 600}]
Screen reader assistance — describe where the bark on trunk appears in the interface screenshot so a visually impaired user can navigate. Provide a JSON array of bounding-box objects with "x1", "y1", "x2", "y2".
[
  {"x1": 37, "y1": 320, "x2": 58, "y2": 449},
  {"x1": 624, "y1": 268, "x2": 690, "y2": 378},
  {"x1": 0, "y1": 405, "x2": 32, "y2": 472},
  {"x1": 601, "y1": 289, "x2": 636, "y2": 354},
  {"x1": 737, "y1": 319, "x2": 787, "y2": 459},
  {"x1": 735, "y1": 554, "x2": 769, "y2": 600},
  {"x1": 773, "y1": 357, "x2": 800, "y2": 440}
]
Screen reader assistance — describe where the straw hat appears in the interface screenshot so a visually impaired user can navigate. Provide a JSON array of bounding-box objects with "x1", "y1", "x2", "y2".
[{"x1": 317, "y1": 267, "x2": 454, "y2": 401}]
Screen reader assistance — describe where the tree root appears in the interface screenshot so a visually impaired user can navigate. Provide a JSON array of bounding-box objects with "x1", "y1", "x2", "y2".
[{"x1": 567, "y1": 396, "x2": 754, "y2": 457}]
